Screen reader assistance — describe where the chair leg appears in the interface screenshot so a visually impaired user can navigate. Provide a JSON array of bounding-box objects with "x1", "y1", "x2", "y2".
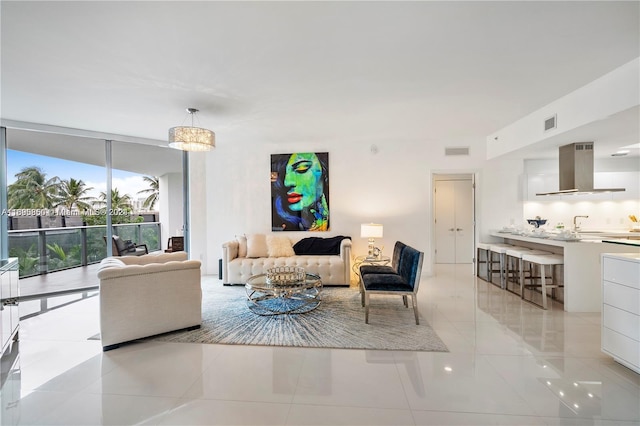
[
  {"x1": 519, "y1": 258, "x2": 525, "y2": 297},
  {"x1": 402, "y1": 295, "x2": 408, "y2": 308},
  {"x1": 412, "y1": 295, "x2": 419, "y2": 325},
  {"x1": 551, "y1": 265, "x2": 557, "y2": 300},
  {"x1": 499, "y1": 254, "x2": 505, "y2": 289},
  {"x1": 487, "y1": 253, "x2": 493, "y2": 282},
  {"x1": 541, "y1": 264, "x2": 548, "y2": 310},
  {"x1": 364, "y1": 293, "x2": 370, "y2": 324},
  {"x1": 360, "y1": 282, "x2": 365, "y2": 307}
]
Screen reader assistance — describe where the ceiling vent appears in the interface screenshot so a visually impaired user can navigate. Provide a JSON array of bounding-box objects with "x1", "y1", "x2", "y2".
[
  {"x1": 544, "y1": 114, "x2": 557, "y2": 132},
  {"x1": 445, "y1": 147, "x2": 470, "y2": 156}
]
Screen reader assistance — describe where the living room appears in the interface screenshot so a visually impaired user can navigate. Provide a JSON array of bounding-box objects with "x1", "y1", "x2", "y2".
[{"x1": 1, "y1": 1, "x2": 640, "y2": 425}]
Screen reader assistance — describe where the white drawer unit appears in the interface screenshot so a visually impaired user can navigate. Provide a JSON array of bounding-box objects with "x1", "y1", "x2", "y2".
[
  {"x1": 601, "y1": 253, "x2": 640, "y2": 374},
  {"x1": 602, "y1": 255, "x2": 640, "y2": 289}
]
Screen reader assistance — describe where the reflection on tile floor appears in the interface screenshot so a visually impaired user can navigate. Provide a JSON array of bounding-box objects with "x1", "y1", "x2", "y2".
[{"x1": 1, "y1": 264, "x2": 639, "y2": 425}]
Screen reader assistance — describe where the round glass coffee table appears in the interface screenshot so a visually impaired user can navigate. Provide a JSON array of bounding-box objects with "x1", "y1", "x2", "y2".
[{"x1": 245, "y1": 273, "x2": 322, "y2": 315}]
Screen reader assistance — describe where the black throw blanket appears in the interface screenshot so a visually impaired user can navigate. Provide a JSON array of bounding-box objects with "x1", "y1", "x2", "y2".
[{"x1": 293, "y1": 235, "x2": 351, "y2": 255}]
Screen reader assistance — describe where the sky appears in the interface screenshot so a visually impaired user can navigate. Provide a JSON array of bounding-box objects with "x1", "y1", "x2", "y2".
[{"x1": 7, "y1": 150, "x2": 153, "y2": 202}]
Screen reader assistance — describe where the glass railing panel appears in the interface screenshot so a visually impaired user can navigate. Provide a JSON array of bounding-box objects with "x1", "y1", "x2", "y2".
[
  {"x1": 45, "y1": 228, "x2": 82, "y2": 272},
  {"x1": 8, "y1": 222, "x2": 161, "y2": 276},
  {"x1": 140, "y1": 223, "x2": 161, "y2": 252},
  {"x1": 86, "y1": 226, "x2": 107, "y2": 264},
  {"x1": 113, "y1": 224, "x2": 137, "y2": 245},
  {"x1": 8, "y1": 231, "x2": 40, "y2": 278}
]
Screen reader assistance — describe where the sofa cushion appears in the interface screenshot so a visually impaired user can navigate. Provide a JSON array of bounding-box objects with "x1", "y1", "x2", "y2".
[
  {"x1": 236, "y1": 234, "x2": 247, "y2": 258},
  {"x1": 293, "y1": 235, "x2": 350, "y2": 255},
  {"x1": 359, "y1": 265, "x2": 396, "y2": 275},
  {"x1": 246, "y1": 234, "x2": 268, "y2": 258},
  {"x1": 97, "y1": 257, "x2": 126, "y2": 275},
  {"x1": 266, "y1": 235, "x2": 295, "y2": 257},
  {"x1": 362, "y1": 273, "x2": 412, "y2": 292}
]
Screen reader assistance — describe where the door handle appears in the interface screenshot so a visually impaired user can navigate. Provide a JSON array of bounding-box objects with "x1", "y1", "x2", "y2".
[
  {"x1": 448, "y1": 228, "x2": 454, "y2": 231},
  {"x1": 456, "y1": 228, "x2": 462, "y2": 231}
]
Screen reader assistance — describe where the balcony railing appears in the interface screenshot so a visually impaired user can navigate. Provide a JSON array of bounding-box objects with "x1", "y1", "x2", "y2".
[{"x1": 8, "y1": 222, "x2": 161, "y2": 277}]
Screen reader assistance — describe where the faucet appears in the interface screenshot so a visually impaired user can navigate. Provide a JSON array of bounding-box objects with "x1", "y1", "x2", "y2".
[{"x1": 573, "y1": 215, "x2": 589, "y2": 231}]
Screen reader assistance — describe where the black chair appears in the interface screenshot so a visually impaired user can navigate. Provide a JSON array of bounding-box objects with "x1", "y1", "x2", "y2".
[
  {"x1": 359, "y1": 241, "x2": 406, "y2": 277},
  {"x1": 105, "y1": 235, "x2": 148, "y2": 257},
  {"x1": 165, "y1": 236, "x2": 184, "y2": 253},
  {"x1": 359, "y1": 242, "x2": 424, "y2": 325}
]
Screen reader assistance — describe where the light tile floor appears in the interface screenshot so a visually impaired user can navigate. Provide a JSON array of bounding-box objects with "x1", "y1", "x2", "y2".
[{"x1": 2, "y1": 264, "x2": 639, "y2": 425}]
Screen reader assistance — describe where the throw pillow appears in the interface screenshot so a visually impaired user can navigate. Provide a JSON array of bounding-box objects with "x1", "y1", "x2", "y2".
[
  {"x1": 246, "y1": 234, "x2": 268, "y2": 258},
  {"x1": 236, "y1": 234, "x2": 247, "y2": 258},
  {"x1": 97, "y1": 257, "x2": 126, "y2": 274},
  {"x1": 266, "y1": 235, "x2": 295, "y2": 257},
  {"x1": 124, "y1": 240, "x2": 136, "y2": 252}
]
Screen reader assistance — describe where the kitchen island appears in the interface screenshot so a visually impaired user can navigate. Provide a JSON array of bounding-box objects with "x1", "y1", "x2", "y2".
[{"x1": 489, "y1": 232, "x2": 640, "y2": 312}]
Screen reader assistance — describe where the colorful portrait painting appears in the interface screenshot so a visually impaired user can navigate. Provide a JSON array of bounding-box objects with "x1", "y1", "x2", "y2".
[{"x1": 271, "y1": 152, "x2": 329, "y2": 232}]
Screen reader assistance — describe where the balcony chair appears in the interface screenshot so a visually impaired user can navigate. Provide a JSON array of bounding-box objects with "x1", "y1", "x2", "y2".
[
  {"x1": 164, "y1": 236, "x2": 184, "y2": 253},
  {"x1": 106, "y1": 235, "x2": 148, "y2": 257},
  {"x1": 359, "y1": 242, "x2": 424, "y2": 325}
]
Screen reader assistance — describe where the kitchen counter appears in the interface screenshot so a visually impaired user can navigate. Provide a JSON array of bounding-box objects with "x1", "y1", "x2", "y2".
[
  {"x1": 601, "y1": 239, "x2": 640, "y2": 247},
  {"x1": 490, "y1": 232, "x2": 640, "y2": 312}
]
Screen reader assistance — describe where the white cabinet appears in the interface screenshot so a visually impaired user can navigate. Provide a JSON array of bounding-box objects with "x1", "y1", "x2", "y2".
[
  {"x1": 524, "y1": 173, "x2": 560, "y2": 200},
  {"x1": 524, "y1": 171, "x2": 640, "y2": 201},
  {"x1": 601, "y1": 253, "x2": 640, "y2": 373},
  {"x1": 0, "y1": 258, "x2": 19, "y2": 354}
]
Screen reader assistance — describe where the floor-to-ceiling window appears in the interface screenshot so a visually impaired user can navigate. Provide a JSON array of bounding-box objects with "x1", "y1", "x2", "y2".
[{"x1": 2, "y1": 127, "x2": 183, "y2": 285}]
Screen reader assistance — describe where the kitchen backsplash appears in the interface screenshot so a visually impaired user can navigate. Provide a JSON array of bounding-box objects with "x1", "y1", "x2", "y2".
[{"x1": 523, "y1": 199, "x2": 640, "y2": 230}]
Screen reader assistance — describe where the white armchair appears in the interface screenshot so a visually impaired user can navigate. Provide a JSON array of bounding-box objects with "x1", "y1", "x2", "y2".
[{"x1": 97, "y1": 252, "x2": 202, "y2": 351}]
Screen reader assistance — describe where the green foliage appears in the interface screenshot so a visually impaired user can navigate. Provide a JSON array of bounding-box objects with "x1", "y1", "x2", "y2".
[
  {"x1": 46, "y1": 243, "x2": 83, "y2": 271},
  {"x1": 82, "y1": 212, "x2": 144, "y2": 226},
  {"x1": 46, "y1": 242, "x2": 67, "y2": 261},
  {"x1": 142, "y1": 226, "x2": 159, "y2": 250},
  {"x1": 8, "y1": 166, "x2": 61, "y2": 209},
  {"x1": 9, "y1": 244, "x2": 39, "y2": 277},
  {"x1": 58, "y1": 178, "x2": 95, "y2": 212},
  {"x1": 138, "y1": 176, "x2": 159, "y2": 210}
]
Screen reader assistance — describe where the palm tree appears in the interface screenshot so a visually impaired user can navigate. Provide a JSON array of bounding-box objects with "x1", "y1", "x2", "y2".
[
  {"x1": 137, "y1": 176, "x2": 159, "y2": 210},
  {"x1": 95, "y1": 188, "x2": 133, "y2": 211},
  {"x1": 58, "y1": 178, "x2": 95, "y2": 213},
  {"x1": 7, "y1": 166, "x2": 61, "y2": 209}
]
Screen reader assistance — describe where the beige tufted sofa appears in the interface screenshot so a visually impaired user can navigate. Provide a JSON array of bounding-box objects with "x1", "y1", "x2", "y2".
[
  {"x1": 222, "y1": 235, "x2": 351, "y2": 286},
  {"x1": 97, "y1": 252, "x2": 202, "y2": 351}
]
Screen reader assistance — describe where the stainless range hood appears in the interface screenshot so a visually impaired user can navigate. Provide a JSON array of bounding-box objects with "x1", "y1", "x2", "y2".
[{"x1": 536, "y1": 142, "x2": 626, "y2": 196}]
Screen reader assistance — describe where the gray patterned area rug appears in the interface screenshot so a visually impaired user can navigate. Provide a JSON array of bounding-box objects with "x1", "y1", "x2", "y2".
[{"x1": 152, "y1": 285, "x2": 448, "y2": 352}]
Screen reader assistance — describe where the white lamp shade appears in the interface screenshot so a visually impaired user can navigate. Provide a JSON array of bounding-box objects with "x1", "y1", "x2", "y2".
[
  {"x1": 168, "y1": 126, "x2": 215, "y2": 151},
  {"x1": 361, "y1": 223, "x2": 383, "y2": 238}
]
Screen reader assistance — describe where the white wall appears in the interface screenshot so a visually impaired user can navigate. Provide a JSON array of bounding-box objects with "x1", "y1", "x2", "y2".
[
  {"x1": 476, "y1": 158, "x2": 526, "y2": 242},
  {"x1": 159, "y1": 173, "x2": 183, "y2": 250},
  {"x1": 192, "y1": 137, "x2": 488, "y2": 277}
]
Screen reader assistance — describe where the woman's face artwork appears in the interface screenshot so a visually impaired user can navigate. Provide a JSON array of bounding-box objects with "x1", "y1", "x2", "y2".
[{"x1": 283, "y1": 153, "x2": 323, "y2": 212}]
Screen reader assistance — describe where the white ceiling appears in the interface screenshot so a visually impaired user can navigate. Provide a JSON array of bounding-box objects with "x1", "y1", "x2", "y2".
[{"x1": 1, "y1": 1, "x2": 639, "y2": 168}]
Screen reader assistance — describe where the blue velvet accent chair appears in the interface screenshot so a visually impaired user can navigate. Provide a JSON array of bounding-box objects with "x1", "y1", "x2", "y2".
[
  {"x1": 359, "y1": 241, "x2": 406, "y2": 277},
  {"x1": 359, "y1": 242, "x2": 424, "y2": 325}
]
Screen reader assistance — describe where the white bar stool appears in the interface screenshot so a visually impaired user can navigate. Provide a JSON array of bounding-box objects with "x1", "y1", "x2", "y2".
[
  {"x1": 476, "y1": 243, "x2": 491, "y2": 281},
  {"x1": 488, "y1": 244, "x2": 513, "y2": 289},
  {"x1": 505, "y1": 248, "x2": 552, "y2": 296},
  {"x1": 521, "y1": 253, "x2": 564, "y2": 309}
]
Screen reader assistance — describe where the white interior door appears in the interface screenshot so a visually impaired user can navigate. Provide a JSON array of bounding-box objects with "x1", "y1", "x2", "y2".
[
  {"x1": 435, "y1": 178, "x2": 474, "y2": 264},
  {"x1": 453, "y1": 180, "x2": 473, "y2": 263},
  {"x1": 435, "y1": 180, "x2": 456, "y2": 263}
]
